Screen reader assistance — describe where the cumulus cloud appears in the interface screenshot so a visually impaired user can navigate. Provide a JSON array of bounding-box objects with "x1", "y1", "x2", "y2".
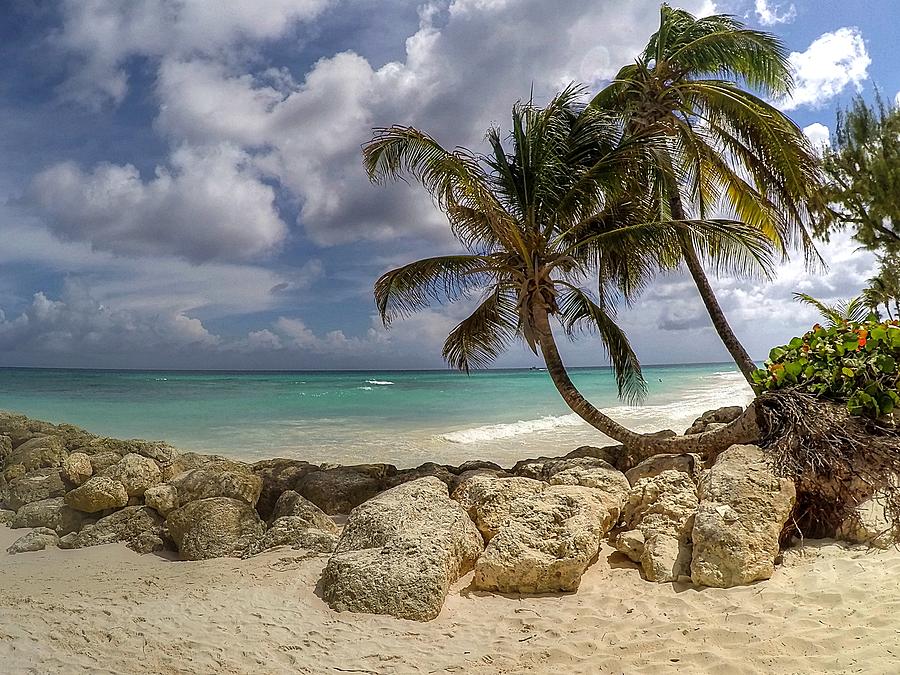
[
  {"x1": 27, "y1": 144, "x2": 287, "y2": 262},
  {"x1": 803, "y1": 122, "x2": 831, "y2": 153},
  {"x1": 783, "y1": 28, "x2": 871, "y2": 110},
  {"x1": 754, "y1": 0, "x2": 796, "y2": 26},
  {"x1": 57, "y1": 0, "x2": 332, "y2": 106}
]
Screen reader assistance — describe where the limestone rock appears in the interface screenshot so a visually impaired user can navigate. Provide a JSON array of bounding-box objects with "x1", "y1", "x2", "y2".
[
  {"x1": 169, "y1": 461, "x2": 262, "y2": 507},
  {"x1": 270, "y1": 490, "x2": 337, "y2": 533},
  {"x1": 7, "y1": 527, "x2": 59, "y2": 554},
  {"x1": 691, "y1": 444, "x2": 795, "y2": 588},
  {"x1": 159, "y1": 452, "x2": 225, "y2": 482},
  {"x1": 102, "y1": 453, "x2": 161, "y2": 496},
  {"x1": 620, "y1": 470, "x2": 698, "y2": 583},
  {"x1": 2, "y1": 468, "x2": 67, "y2": 510},
  {"x1": 5, "y1": 435, "x2": 67, "y2": 472},
  {"x1": 245, "y1": 516, "x2": 338, "y2": 556},
  {"x1": 473, "y1": 485, "x2": 617, "y2": 594},
  {"x1": 451, "y1": 476, "x2": 546, "y2": 541},
  {"x1": 549, "y1": 460, "x2": 630, "y2": 507},
  {"x1": 3, "y1": 464, "x2": 26, "y2": 482},
  {"x1": 685, "y1": 406, "x2": 744, "y2": 435},
  {"x1": 0, "y1": 508, "x2": 14, "y2": 524},
  {"x1": 0, "y1": 435, "x2": 11, "y2": 464},
  {"x1": 62, "y1": 452, "x2": 93, "y2": 486},
  {"x1": 64, "y1": 476, "x2": 129, "y2": 513},
  {"x1": 321, "y1": 477, "x2": 483, "y2": 621},
  {"x1": 144, "y1": 483, "x2": 179, "y2": 517},
  {"x1": 625, "y1": 453, "x2": 703, "y2": 486},
  {"x1": 66, "y1": 506, "x2": 166, "y2": 553},
  {"x1": 297, "y1": 464, "x2": 396, "y2": 514},
  {"x1": 389, "y1": 463, "x2": 456, "y2": 491},
  {"x1": 455, "y1": 460, "x2": 504, "y2": 473},
  {"x1": 9, "y1": 497, "x2": 85, "y2": 535},
  {"x1": 563, "y1": 445, "x2": 624, "y2": 464},
  {"x1": 613, "y1": 529, "x2": 645, "y2": 563},
  {"x1": 837, "y1": 493, "x2": 899, "y2": 549},
  {"x1": 166, "y1": 497, "x2": 265, "y2": 560},
  {"x1": 251, "y1": 458, "x2": 320, "y2": 520},
  {"x1": 87, "y1": 452, "x2": 124, "y2": 474}
]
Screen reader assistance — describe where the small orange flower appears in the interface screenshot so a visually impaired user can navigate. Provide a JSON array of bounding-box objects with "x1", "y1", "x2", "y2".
[{"x1": 858, "y1": 328, "x2": 868, "y2": 348}]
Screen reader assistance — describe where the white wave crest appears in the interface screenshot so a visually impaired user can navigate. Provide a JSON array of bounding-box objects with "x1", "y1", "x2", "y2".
[
  {"x1": 365, "y1": 380, "x2": 394, "y2": 385},
  {"x1": 441, "y1": 414, "x2": 585, "y2": 444},
  {"x1": 357, "y1": 386, "x2": 374, "y2": 391}
]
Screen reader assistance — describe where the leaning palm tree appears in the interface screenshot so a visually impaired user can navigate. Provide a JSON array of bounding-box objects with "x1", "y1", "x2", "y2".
[
  {"x1": 363, "y1": 87, "x2": 766, "y2": 455},
  {"x1": 591, "y1": 4, "x2": 825, "y2": 384}
]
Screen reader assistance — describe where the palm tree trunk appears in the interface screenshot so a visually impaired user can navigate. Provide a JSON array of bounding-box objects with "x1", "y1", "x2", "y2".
[
  {"x1": 532, "y1": 304, "x2": 760, "y2": 464},
  {"x1": 670, "y1": 194, "x2": 759, "y2": 385}
]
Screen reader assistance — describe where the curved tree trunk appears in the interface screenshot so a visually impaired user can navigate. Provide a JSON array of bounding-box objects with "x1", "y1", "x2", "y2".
[
  {"x1": 532, "y1": 305, "x2": 760, "y2": 464},
  {"x1": 669, "y1": 194, "x2": 759, "y2": 386}
]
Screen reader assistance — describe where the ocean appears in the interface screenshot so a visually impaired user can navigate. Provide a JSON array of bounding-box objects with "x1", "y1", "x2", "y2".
[{"x1": 0, "y1": 364, "x2": 754, "y2": 467}]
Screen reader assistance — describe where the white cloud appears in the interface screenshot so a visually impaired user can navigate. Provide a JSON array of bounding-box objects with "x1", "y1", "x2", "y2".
[
  {"x1": 754, "y1": 0, "x2": 796, "y2": 26},
  {"x1": 57, "y1": 0, "x2": 332, "y2": 106},
  {"x1": 27, "y1": 144, "x2": 287, "y2": 262},
  {"x1": 783, "y1": 28, "x2": 871, "y2": 110},
  {"x1": 803, "y1": 122, "x2": 831, "y2": 153}
]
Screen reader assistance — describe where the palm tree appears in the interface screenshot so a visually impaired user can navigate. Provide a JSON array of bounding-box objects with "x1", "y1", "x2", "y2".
[
  {"x1": 863, "y1": 255, "x2": 900, "y2": 320},
  {"x1": 363, "y1": 88, "x2": 766, "y2": 455},
  {"x1": 591, "y1": 4, "x2": 825, "y2": 385},
  {"x1": 793, "y1": 292, "x2": 872, "y2": 327}
]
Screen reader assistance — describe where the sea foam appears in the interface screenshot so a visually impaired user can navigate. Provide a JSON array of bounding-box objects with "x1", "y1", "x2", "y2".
[
  {"x1": 365, "y1": 380, "x2": 395, "y2": 385},
  {"x1": 440, "y1": 414, "x2": 585, "y2": 443}
]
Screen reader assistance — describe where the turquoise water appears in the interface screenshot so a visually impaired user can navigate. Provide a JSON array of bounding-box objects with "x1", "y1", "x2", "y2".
[{"x1": 0, "y1": 365, "x2": 754, "y2": 466}]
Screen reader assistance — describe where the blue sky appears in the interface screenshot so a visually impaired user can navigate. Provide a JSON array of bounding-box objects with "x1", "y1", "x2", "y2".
[{"x1": 0, "y1": 0, "x2": 893, "y2": 370}]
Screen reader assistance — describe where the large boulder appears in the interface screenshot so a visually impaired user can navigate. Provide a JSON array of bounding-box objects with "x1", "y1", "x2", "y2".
[
  {"x1": 82, "y1": 438, "x2": 177, "y2": 466},
  {"x1": 691, "y1": 444, "x2": 795, "y2": 588},
  {"x1": 144, "y1": 483, "x2": 179, "y2": 517},
  {"x1": 0, "y1": 435, "x2": 12, "y2": 464},
  {"x1": 245, "y1": 516, "x2": 338, "y2": 557},
  {"x1": 297, "y1": 464, "x2": 396, "y2": 514},
  {"x1": 251, "y1": 458, "x2": 320, "y2": 520},
  {"x1": 1, "y1": 468, "x2": 67, "y2": 510},
  {"x1": 473, "y1": 485, "x2": 618, "y2": 594},
  {"x1": 61, "y1": 452, "x2": 93, "y2": 486},
  {"x1": 7, "y1": 527, "x2": 59, "y2": 554},
  {"x1": 625, "y1": 453, "x2": 702, "y2": 486},
  {"x1": 63, "y1": 506, "x2": 167, "y2": 554},
  {"x1": 549, "y1": 459, "x2": 630, "y2": 508},
  {"x1": 169, "y1": 461, "x2": 262, "y2": 507},
  {"x1": 87, "y1": 452, "x2": 124, "y2": 474},
  {"x1": 5, "y1": 435, "x2": 68, "y2": 472},
  {"x1": 321, "y1": 477, "x2": 483, "y2": 621},
  {"x1": 269, "y1": 490, "x2": 337, "y2": 533},
  {"x1": 159, "y1": 452, "x2": 224, "y2": 482},
  {"x1": 451, "y1": 476, "x2": 546, "y2": 541},
  {"x1": 684, "y1": 406, "x2": 744, "y2": 435},
  {"x1": 166, "y1": 497, "x2": 265, "y2": 560},
  {"x1": 836, "y1": 493, "x2": 899, "y2": 549},
  {"x1": 9, "y1": 497, "x2": 86, "y2": 535},
  {"x1": 618, "y1": 470, "x2": 698, "y2": 583},
  {"x1": 64, "y1": 476, "x2": 129, "y2": 513},
  {"x1": 102, "y1": 453, "x2": 161, "y2": 496}
]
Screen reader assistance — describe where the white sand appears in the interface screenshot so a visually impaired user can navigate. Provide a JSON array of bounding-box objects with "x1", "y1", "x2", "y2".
[{"x1": 1, "y1": 525, "x2": 897, "y2": 674}]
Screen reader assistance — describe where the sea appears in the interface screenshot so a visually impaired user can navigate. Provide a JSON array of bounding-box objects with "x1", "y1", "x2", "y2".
[{"x1": 0, "y1": 364, "x2": 754, "y2": 468}]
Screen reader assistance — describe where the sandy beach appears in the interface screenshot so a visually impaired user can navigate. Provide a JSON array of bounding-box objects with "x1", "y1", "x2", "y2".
[{"x1": 2, "y1": 524, "x2": 897, "y2": 674}]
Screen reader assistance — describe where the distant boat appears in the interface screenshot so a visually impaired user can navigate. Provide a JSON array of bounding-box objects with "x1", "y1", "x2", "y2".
[{"x1": 529, "y1": 367, "x2": 546, "y2": 371}]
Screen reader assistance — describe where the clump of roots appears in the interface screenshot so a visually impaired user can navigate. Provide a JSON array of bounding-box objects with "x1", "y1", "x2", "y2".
[{"x1": 755, "y1": 389, "x2": 900, "y2": 542}]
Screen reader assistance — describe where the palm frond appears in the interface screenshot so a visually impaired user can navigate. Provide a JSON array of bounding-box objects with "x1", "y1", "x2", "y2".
[{"x1": 442, "y1": 288, "x2": 520, "y2": 372}]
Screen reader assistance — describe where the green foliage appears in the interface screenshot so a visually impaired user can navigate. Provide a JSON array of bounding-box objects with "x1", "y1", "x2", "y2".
[
  {"x1": 820, "y1": 94, "x2": 900, "y2": 254},
  {"x1": 753, "y1": 320, "x2": 900, "y2": 419},
  {"x1": 792, "y1": 292, "x2": 873, "y2": 327}
]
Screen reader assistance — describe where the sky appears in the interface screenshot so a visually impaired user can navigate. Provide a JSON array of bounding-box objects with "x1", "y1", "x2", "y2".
[{"x1": 0, "y1": 0, "x2": 894, "y2": 371}]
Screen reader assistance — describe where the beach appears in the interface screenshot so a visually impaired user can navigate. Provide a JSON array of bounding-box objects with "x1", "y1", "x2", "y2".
[{"x1": 1, "y1": 523, "x2": 896, "y2": 674}]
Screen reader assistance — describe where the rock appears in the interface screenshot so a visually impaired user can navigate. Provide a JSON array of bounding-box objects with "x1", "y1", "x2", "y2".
[
  {"x1": 102, "y1": 453, "x2": 161, "y2": 496},
  {"x1": 563, "y1": 445, "x2": 624, "y2": 464},
  {"x1": 837, "y1": 493, "x2": 899, "y2": 549},
  {"x1": 130, "y1": 531, "x2": 167, "y2": 554},
  {"x1": 625, "y1": 453, "x2": 703, "y2": 486},
  {"x1": 321, "y1": 477, "x2": 483, "y2": 621},
  {"x1": 144, "y1": 483, "x2": 179, "y2": 517},
  {"x1": 389, "y1": 463, "x2": 456, "y2": 491},
  {"x1": 5, "y1": 435, "x2": 68, "y2": 472},
  {"x1": 613, "y1": 529, "x2": 645, "y2": 563},
  {"x1": 251, "y1": 458, "x2": 320, "y2": 520},
  {"x1": 297, "y1": 464, "x2": 396, "y2": 515},
  {"x1": 82, "y1": 438, "x2": 177, "y2": 466},
  {"x1": 270, "y1": 490, "x2": 337, "y2": 533},
  {"x1": 691, "y1": 444, "x2": 795, "y2": 588},
  {"x1": 549, "y1": 460, "x2": 630, "y2": 506},
  {"x1": 87, "y1": 452, "x2": 124, "y2": 474},
  {"x1": 67, "y1": 506, "x2": 166, "y2": 553},
  {"x1": 620, "y1": 470, "x2": 698, "y2": 583},
  {"x1": 64, "y1": 476, "x2": 129, "y2": 513},
  {"x1": 9, "y1": 497, "x2": 85, "y2": 535},
  {"x1": 245, "y1": 516, "x2": 339, "y2": 556},
  {"x1": 0, "y1": 435, "x2": 11, "y2": 463},
  {"x1": 166, "y1": 497, "x2": 265, "y2": 560},
  {"x1": 62, "y1": 452, "x2": 93, "y2": 486},
  {"x1": 2, "y1": 468, "x2": 67, "y2": 510},
  {"x1": 3, "y1": 463, "x2": 26, "y2": 482},
  {"x1": 159, "y1": 452, "x2": 225, "y2": 482},
  {"x1": 451, "y1": 476, "x2": 546, "y2": 541},
  {"x1": 7, "y1": 527, "x2": 59, "y2": 554},
  {"x1": 0, "y1": 508, "x2": 14, "y2": 524},
  {"x1": 473, "y1": 485, "x2": 618, "y2": 594},
  {"x1": 685, "y1": 406, "x2": 744, "y2": 435},
  {"x1": 455, "y1": 460, "x2": 503, "y2": 473},
  {"x1": 169, "y1": 461, "x2": 262, "y2": 507}
]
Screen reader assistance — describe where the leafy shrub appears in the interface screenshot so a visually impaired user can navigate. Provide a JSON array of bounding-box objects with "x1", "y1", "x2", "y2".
[{"x1": 753, "y1": 320, "x2": 900, "y2": 419}]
